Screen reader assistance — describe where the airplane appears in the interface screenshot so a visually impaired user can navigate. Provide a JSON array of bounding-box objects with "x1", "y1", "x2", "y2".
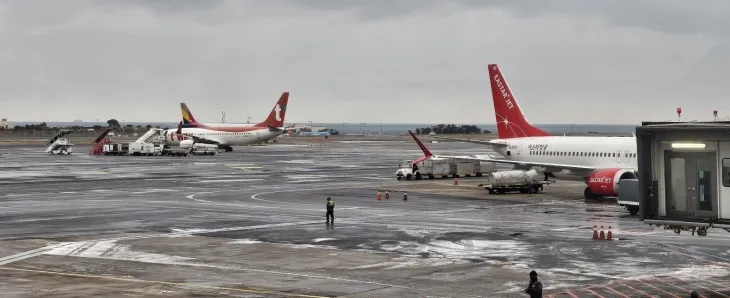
[
  {"x1": 163, "y1": 92, "x2": 290, "y2": 151},
  {"x1": 408, "y1": 64, "x2": 638, "y2": 202}
]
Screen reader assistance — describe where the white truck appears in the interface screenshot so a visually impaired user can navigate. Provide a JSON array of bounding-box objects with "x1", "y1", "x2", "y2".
[
  {"x1": 189, "y1": 143, "x2": 218, "y2": 156},
  {"x1": 396, "y1": 158, "x2": 483, "y2": 180},
  {"x1": 129, "y1": 142, "x2": 156, "y2": 156},
  {"x1": 480, "y1": 169, "x2": 549, "y2": 194}
]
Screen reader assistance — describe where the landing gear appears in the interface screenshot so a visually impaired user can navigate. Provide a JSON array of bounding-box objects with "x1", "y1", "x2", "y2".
[
  {"x1": 627, "y1": 206, "x2": 639, "y2": 216},
  {"x1": 223, "y1": 146, "x2": 233, "y2": 152},
  {"x1": 584, "y1": 187, "x2": 595, "y2": 200},
  {"x1": 584, "y1": 187, "x2": 605, "y2": 201}
]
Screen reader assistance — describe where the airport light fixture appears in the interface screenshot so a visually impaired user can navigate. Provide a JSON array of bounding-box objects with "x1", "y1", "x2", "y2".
[{"x1": 671, "y1": 143, "x2": 706, "y2": 149}]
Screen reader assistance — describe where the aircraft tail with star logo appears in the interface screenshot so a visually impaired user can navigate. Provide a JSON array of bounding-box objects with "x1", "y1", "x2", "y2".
[{"x1": 489, "y1": 64, "x2": 551, "y2": 139}]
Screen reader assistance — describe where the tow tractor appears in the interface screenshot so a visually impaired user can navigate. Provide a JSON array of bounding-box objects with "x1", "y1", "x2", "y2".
[{"x1": 46, "y1": 130, "x2": 74, "y2": 155}]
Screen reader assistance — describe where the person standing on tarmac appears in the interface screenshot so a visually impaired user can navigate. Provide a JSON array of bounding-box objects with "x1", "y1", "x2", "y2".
[
  {"x1": 524, "y1": 270, "x2": 542, "y2": 298},
  {"x1": 325, "y1": 197, "x2": 335, "y2": 224}
]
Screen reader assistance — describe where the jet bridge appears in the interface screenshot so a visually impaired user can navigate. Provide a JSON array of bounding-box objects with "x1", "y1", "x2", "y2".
[
  {"x1": 46, "y1": 129, "x2": 74, "y2": 154},
  {"x1": 636, "y1": 121, "x2": 730, "y2": 236}
]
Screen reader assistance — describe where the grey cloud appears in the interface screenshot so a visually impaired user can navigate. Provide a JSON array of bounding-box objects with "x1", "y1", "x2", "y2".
[{"x1": 0, "y1": 0, "x2": 729, "y2": 124}]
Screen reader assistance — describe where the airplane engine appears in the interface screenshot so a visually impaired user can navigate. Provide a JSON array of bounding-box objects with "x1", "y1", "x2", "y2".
[
  {"x1": 179, "y1": 139, "x2": 194, "y2": 149},
  {"x1": 586, "y1": 168, "x2": 638, "y2": 198}
]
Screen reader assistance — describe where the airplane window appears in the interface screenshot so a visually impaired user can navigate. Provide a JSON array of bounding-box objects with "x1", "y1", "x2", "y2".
[{"x1": 612, "y1": 153, "x2": 616, "y2": 157}]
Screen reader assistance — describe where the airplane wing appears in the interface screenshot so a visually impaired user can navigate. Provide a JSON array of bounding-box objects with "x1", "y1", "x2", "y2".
[
  {"x1": 432, "y1": 135, "x2": 508, "y2": 148},
  {"x1": 407, "y1": 130, "x2": 596, "y2": 173},
  {"x1": 429, "y1": 153, "x2": 597, "y2": 171},
  {"x1": 267, "y1": 125, "x2": 283, "y2": 132},
  {"x1": 176, "y1": 121, "x2": 224, "y2": 145},
  {"x1": 185, "y1": 134, "x2": 222, "y2": 145}
]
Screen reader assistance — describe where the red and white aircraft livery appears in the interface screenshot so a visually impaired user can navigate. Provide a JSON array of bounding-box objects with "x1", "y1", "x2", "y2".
[
  {"x1": 163, "y1": 92, "x2": 290, "y2": 152},
  {"x1": 411, "y1": 64, "x2": 638, "y2": 201}
]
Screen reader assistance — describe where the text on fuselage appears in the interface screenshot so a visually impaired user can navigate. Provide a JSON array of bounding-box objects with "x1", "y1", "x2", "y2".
[
  {"x1": 493, "y1": 75, "x2": 514, "y2": 109},
  {"x1": 527, "y1": 144, "x2": 548, "y2": 151},
  {"x1": 589, "y1": 177, "x2": 612, "y2": 184}
]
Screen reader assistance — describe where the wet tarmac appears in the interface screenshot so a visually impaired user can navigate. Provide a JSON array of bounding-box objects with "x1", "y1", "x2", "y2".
[{"x1": 0, "y1": 141, "x2": 729, "y2": 297}]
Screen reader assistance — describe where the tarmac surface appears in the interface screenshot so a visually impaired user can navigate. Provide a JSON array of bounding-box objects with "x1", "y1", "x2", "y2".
[{"x1": 1, "y1": 140, "x2": 730, "y2": 297}]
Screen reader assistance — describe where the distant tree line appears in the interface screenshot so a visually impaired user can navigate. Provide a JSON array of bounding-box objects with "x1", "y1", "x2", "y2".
[
  {"x1": 415, "y1": 124, "x2": 488, "y2": 134},
  {"x1": 2, "y1": 118, "x2": 168, "y2": 132}
]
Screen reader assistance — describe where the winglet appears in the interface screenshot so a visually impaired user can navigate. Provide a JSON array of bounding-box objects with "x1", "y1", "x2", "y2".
[
  {"x1": 408, "y1": 130, "x2": 433, "y2": 158},
  {"x1": 408, "y1": 130, "x2": 435, "y2": 165}
]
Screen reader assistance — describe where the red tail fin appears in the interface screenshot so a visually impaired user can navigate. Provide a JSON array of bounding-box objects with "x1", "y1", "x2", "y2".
[
  {"x1": 257, "y1": 92, "x2": 289, "y2": 128},
  {"x1": 408, "y1": 130, "x2": 433, "y2": 165},
  {"x1": 489, "y1": 64, "x2": 550, "y2": 139}
]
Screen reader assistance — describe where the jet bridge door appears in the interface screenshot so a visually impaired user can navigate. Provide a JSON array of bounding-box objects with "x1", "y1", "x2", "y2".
[{"x1": 664, "y1": 151, "x2": 718, "y2": 219}]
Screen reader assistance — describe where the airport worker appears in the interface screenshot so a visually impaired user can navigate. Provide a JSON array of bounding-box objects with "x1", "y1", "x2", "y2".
[
  {"x1": 524, "y1": 270, "x2": 543, "y2": 298},
  {"x1": 326, "y1": 197, "x2": 335, "y2": 224}
]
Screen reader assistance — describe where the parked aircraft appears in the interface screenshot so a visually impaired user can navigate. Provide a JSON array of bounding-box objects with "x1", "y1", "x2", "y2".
[
  {"x1": 163, "y1": 92, "x2": 290, "y2": 151},
  {"x1": 411, "y1": 64, "x2": 639, "y2": 201}
]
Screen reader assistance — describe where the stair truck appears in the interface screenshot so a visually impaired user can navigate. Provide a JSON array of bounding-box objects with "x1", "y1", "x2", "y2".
[
  {"x1": 46, "y1": 130, "x2": 74, "y2": 155},
  {"x1": 480, "y1": 169, "x2": 549, "y2": 194}
]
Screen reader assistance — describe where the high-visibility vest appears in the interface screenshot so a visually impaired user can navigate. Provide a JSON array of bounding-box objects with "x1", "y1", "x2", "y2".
[{"x1": 328, "y1": 201, "x2": 334, "y2": 207}]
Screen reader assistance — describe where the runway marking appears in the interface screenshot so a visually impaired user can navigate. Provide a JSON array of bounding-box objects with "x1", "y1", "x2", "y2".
[
  {"x1": 0, "y1": 243, "x2": 72, "y2": 265},
  {"x1": 0, "y1": 265, "x2": 331, "y2": 298}
]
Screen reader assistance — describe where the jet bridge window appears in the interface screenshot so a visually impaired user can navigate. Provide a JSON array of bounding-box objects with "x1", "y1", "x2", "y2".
[{"x1": 722, "y1": 159, "x2": 730, "y2": 187}]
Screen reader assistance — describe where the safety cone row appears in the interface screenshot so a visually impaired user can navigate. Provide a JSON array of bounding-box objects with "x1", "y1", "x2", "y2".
[
  {"x1": 592, "y1": 225, "x2": 613, "y2": 241},
  {"x1": 376, "y1": 190, "x2": 406, "y2": 201}
]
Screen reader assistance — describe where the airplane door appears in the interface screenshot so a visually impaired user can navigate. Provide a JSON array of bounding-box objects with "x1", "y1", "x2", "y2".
[{"x1": 516, "y1": 145, "x2": 524, "y2": 161}]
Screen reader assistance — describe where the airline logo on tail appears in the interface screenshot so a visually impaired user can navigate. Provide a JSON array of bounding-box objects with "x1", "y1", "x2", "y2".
[
  {"x1": 180, "y1": 103, "x2": 203, "y2": 128},
  {"x1": 489, "y1": 64, "x2": 551, "y2": 139},
  {"x1": 275, "y1": 104, "x2": 282, "y2": 122}
]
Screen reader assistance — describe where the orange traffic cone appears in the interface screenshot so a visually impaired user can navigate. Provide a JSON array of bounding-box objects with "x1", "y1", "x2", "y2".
[
  {"x1": 592, "y1": 225, "x2": 598, "y2": 240},
  {"x1": 607, "y1": 226, "x2": 613, "y2": 240},
  {"x1": 599, "y1": 226, "x2": 606, "y2": 240},
  {"x1": 454, "y1": 178, "x2": 459, "y2": 185},
  {"x1": 377, "y1": 191, "x2": 382, "y2": 201},
  {"x1": 385, "y1": 191, "x2": 390, "y2": 200}
]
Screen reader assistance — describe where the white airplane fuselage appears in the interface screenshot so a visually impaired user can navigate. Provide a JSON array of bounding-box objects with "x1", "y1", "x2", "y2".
[
  {"x1": 162, "y1": 127, "x2": 283, "y2": 147},
  {"x1": 488, "y1": 136, "x2": 638, "y2": 178}
]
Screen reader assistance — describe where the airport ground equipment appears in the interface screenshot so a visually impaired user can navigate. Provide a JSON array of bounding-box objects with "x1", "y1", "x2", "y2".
[
  {"x1": 396, "y1": 158, "x2": 484, "y2": 180},
  {"x1": 129, "y1": 142, "x2": 156, "y2": 156},
  {"x1": 479, "y1": 169, "x2": 550, "y2": 194},
  {"x1": 617, "y1": 178, "x2": 640, "y2": 216},
  {"x1": 102, "y1": 143, "x2": 129, "y2": 155},
  {"x1": 158, "y1": 145, "x2": 188, "y2": 156},
  {"x1": 89, "y1": 128, "x2": 113, "y2": 155},
  {"x1": 134, "y1": 128, "x2": 164, "y2": 144},
  {"x1": 636, "y1": 121, "x2": 730, "y2": 236},
  {"x1": 46, "y1": 129, "x2": 74, "y2": 154},
  {"x1": 189, "y1": 143, "x2": 217, "y2": 155}
]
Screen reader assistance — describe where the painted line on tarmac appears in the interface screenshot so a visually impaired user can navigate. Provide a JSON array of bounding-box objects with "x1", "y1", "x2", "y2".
[
  {"x1": 0, "y1": 243, "x2": 73, "y2": 265},
  {"x1": 0, "y1": 265, "x2": 331, "y2": 298}
]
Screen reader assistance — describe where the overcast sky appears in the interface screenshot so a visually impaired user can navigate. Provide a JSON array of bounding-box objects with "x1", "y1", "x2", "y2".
[{"x1": 1, "y1": 0, "x2": 729, "y2": 124}]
